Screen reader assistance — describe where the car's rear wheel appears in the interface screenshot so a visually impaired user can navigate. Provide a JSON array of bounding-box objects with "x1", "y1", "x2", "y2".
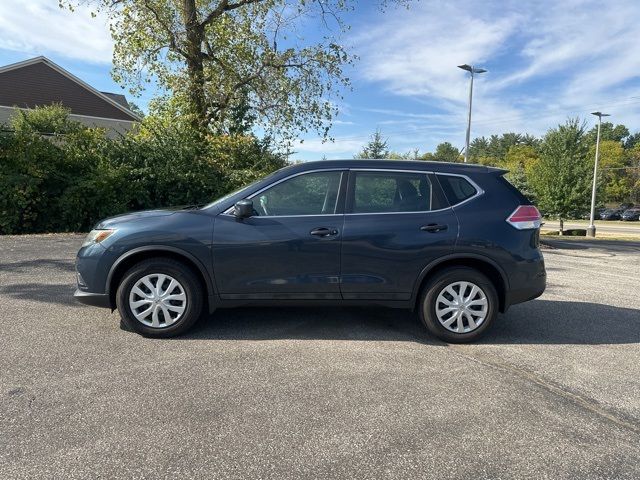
[
  {"x1": 116, "y1": 258, "x2": 203, "y2": 338},
  {"x1": 419, "y1": 267, "x2": 498, "y2": 343}
]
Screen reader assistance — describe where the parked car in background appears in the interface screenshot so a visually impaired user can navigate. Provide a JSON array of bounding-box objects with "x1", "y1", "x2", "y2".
[
  {"x1": 621, "y1": 208, "x2": 640, "y2": 221},
  {"x1": 599, "y1": 208, "x2": 624, "y2": 220},
  {"x1": 581, "y1": 208, "x2": 605, "y2": 220},
  {"x1": 619, "y1": 203, "x2": 633, "y2": 211},
  {"x1": 75, "y1": 160, "x2": 546, "y2": 343}
]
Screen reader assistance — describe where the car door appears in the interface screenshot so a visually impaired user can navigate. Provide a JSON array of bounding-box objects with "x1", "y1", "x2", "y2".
[
  {"x1": 340, "y1": 169, "x2": 458, "y2": 300},
  {"x1": 212, "y1": 169, "x2": 346, "y2": 299}
]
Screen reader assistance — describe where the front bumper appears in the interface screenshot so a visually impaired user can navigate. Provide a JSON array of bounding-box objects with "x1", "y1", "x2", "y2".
[
  {"x1": 74, "y1": 289, "x2": 111, "y2": 309},
  {"x1": 74, "y1": 241, "x2": 116, "y2": 308}
]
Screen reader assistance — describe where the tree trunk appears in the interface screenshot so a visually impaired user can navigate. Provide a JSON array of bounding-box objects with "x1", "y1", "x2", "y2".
[{"x1": 182, "y1": 0, "x2": 208, "y2": 132}]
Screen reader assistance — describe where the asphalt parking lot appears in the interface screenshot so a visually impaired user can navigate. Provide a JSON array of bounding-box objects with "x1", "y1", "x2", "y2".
[{"x1": 1, "y1": 235, "x2": 639, "y2": 479}]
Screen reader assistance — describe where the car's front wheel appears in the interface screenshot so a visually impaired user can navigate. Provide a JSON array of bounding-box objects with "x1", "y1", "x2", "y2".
[
  {"x1": 116, "y1": 258, "x2": 203, "y2": 338},
  {"x1": 419, "y1": 267, "x2": 498, "y2": 343}
]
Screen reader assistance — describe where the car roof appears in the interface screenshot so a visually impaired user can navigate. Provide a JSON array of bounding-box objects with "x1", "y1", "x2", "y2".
[{"x1": 289, "y1": 159, "x2": 504, "y2": 175}]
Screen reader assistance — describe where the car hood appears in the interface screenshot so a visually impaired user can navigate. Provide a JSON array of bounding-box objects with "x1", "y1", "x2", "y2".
[{"x1": 95, "y1": 206, "x2": 200, "y2": 228}]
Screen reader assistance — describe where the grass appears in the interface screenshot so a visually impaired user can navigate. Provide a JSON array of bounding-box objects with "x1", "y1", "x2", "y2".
[
  {"x1": 540, "y1": 229, "x2": 640, "y2": 241},
  {"x1": 541, "y1": 218, "x2": 634, "y2": 226}
]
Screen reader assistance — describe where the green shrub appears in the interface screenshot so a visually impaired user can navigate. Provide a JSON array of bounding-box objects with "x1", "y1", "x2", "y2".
[
  {"x1": 563, "y1": 229, "x2": 587, "y2": 237},
  {"x1": 0, "y1": 106, "x2": 287, "y2": 234}
]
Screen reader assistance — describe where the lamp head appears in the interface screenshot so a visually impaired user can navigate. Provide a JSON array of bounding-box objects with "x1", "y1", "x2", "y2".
[{"x1": 458, "y1": 64, "x2": 487, "y2": 74}]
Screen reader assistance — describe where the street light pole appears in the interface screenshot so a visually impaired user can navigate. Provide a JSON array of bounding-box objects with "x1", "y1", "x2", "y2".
[
  {"x1": 587, "y1": 111, "x2": 610, "y2": 238},
  {"x1": 458, "y1": 64, "x2": 486, "y2": 163}
]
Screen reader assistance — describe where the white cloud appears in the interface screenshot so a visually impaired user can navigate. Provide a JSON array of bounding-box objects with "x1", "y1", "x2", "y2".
[
  {"x1": 354, "y1": 1, "x2": 520, "y2": 101},
  {"x1": 496, "y1": 1, "x2": 638, "y2": 88},
  {"x1": 0, "y1": 1, "x2": 112, "y2": 63},
  {"x1": 331, "y1": 119, "x2": 356, "y2": 126},
  {"x1": 351, "y1": 0, "x2": 640, "y2": 148},
  {"x1": 359, "y1": 108, "x2": 447, "y2": 121}
]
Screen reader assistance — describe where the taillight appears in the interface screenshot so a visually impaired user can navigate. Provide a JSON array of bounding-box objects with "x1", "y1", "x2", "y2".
[{"x1": 506, "y1": 205, "x2": 541, "y2": 230}]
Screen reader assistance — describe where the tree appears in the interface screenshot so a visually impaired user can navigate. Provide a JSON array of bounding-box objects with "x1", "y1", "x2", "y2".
[
  {"x1": 355, "y1": 130, "x2": 390, "y2": 159},
  {"x1": 468, "y1": 136, "x2": 490, "y2": 160},
  {"x1": 587, "y1": 140, "x2": 627, "y2": 203},
  {"x1": 66, "y1": 0, "x2": 410, "y2": 139},
  {"x1": 468, "y1": 132, "x2": 539, "y2": 165},
  {"x1": 586, "y1": 122, "x2": 629, "y2": 145},
  {"x1": 473, "y1": 154, "x2": 501, "y2": 167},
  {"x1": 624, "y1": 132, "x2": 640, "y2": 150},
  {"x1": 224, "y1": 88, "x2": 256, "y2": 136},
  {"x1": 387, "y1": 148, "x2": 420, "y2": 160},
  {"x1": 424, "y1": 142, "x2": 461, "y2": 163},
  {"x1": 503, "y1": 145, "x2": 539, "y2": 200},
  {"x1": 528, "y1": 119, "x2": 592, "y2": 219},
  {"x1": 626, "y1": 144, "x2": 640, "y2": 203},
  {"x1": 127, "y1": 101, "x2": 146, "y2": 118}
]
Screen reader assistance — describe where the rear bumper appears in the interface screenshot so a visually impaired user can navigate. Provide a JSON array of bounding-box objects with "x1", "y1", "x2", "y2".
[
  {"x1": 74, "y1": 289, "x2": 111, "y2": 309},
  {"x1": 504, "y1": 270, "x2": 546, "y2": 310}
]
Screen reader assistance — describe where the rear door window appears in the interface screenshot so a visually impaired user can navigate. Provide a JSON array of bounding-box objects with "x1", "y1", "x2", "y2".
[{"x1": 349, "y1": 171, "x2": 446, "y2": 213}]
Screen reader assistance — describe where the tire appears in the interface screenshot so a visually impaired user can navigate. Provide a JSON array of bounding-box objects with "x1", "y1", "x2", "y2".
[
  {"x1": 418, "y1": 267, "x2": 498, "y2": 343},
  {"x1": 116, "y1": 258, "x2": 204, "y2": 338}
]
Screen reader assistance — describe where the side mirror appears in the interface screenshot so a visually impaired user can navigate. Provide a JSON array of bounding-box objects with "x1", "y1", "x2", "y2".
[{"x1": 234, "y1": 199, "x2": 253, "y2": 218}]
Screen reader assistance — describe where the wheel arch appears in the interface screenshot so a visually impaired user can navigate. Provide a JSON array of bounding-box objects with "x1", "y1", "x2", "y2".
[
  {"x1": 412, "y1": 254, "x2": 509, "y2": 313},
  {"x1": 106, "y1": 246, "x2": 216, "y2": 312}
]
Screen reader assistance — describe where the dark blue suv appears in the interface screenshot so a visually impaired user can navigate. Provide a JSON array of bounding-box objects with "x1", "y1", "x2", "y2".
[{"x1": 75, "y1": 160, "x2": 546, "y2": 343}]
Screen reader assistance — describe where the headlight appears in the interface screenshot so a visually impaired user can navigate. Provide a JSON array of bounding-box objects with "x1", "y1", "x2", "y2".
[{"x1": 82, "y1": 229, "x2": 116, "y2": 247}]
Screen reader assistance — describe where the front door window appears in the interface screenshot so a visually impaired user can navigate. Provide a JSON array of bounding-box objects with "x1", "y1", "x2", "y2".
[{"x1": 253, "y1": 171, "x2": 343, "y2": 216}]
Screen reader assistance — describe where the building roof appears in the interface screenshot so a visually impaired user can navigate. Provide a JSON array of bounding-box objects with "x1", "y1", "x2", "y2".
[
  {"x1": 0, "y1": 56, "x2": 140, "y2": 122},
  {"x1": 100, "y1": 92, "x2": 131, "y2": 110}
]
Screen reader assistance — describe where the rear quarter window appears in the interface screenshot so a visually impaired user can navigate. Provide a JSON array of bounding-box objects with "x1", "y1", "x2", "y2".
[
  {"x1": 495, "y1": 176, "x2": 531, "y2": 204},
  {"x1": 437, "y1": 175, "x2": 478, "y2": 205}
]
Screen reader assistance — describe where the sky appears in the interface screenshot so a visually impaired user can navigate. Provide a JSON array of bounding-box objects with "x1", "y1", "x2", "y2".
[{"x1": 2, "y1": 0, "x2": 640, "y2": 161}]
